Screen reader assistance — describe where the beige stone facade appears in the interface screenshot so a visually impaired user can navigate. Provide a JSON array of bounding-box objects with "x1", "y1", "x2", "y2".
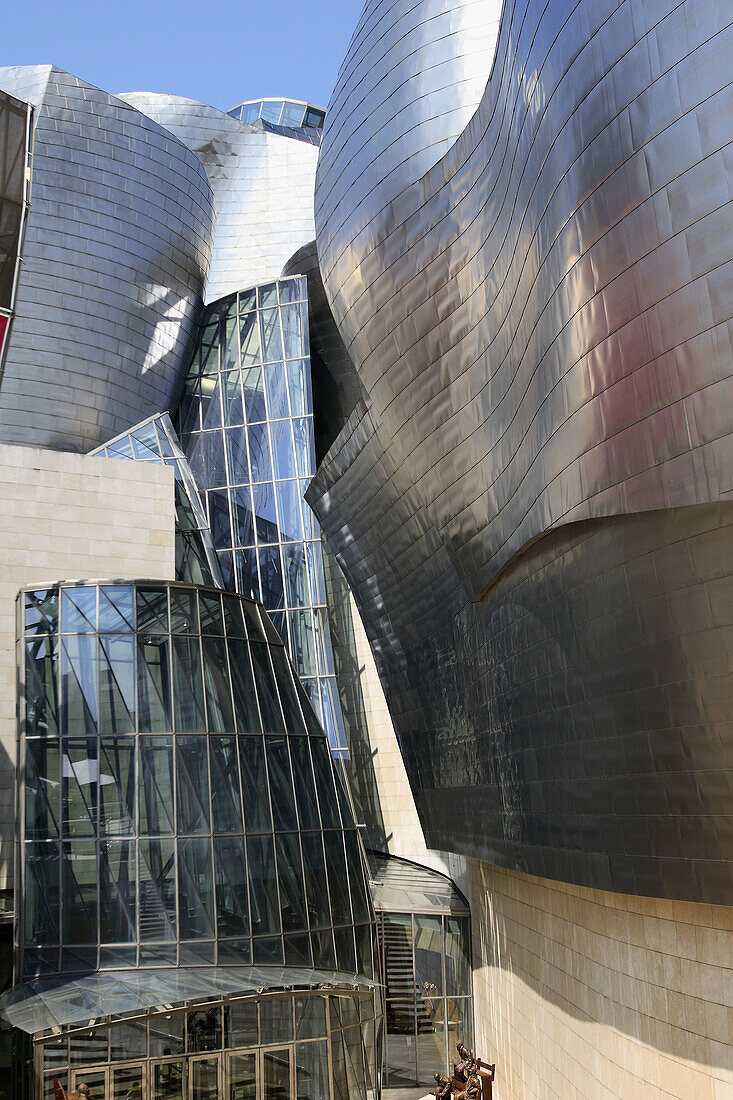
[
  {"x1": 0, "y1": 444, "x2": 176, "y2": 889},
  {"x1": 450, "y1": 858, "x2": 733, "y2": 1100}
]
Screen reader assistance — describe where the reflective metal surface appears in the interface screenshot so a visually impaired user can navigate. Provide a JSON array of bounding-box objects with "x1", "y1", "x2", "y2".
[
  {"x1": 0, "y1": 67, "x2": 214, "y2": 452},
  {"x1": 312, "y1": 0, "x2": 733, "y2": 901},
  {"x1": 0, "y1": 87, "x2": 32, "y2": 367},
  {"x1": 120, "y1": 93, "x2": 319, "y2": 303}
]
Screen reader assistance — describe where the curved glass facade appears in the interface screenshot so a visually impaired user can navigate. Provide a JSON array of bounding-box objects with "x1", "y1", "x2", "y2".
[
  {"x1": 178, "y1": 277, "x2": 348, "y2": 756},
  {"x1": 36, "y1": 989, "x2": 379, "y2": 1100},
  {"x1": 19, "y1": 581, "x2": 375, "y2": 981}
]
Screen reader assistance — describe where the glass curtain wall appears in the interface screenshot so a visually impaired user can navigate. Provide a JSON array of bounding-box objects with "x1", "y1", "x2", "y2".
[
  {"x1": 90, "y1": 414, "x2": 223, "y2": 589},
  {"x1": 177, "y1": 277, "x2": 348, "y2": 757},
  {"x1": 19, "y1": 582, "x2": 375, "y2": 979},
  {"x1": 37, "y1": 990, "x2": 379, "y2": 1100},
  {"x1": 378, "y1": 912, "x2": 472, "y2": 1089}
]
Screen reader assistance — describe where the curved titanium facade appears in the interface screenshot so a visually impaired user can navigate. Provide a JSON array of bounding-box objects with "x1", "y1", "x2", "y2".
[
  {"x1": 311, "y1": 0, "x2": 733, "y2": 901},
  {"x1": 120, "y1": 93, "x2": 319, "y2": 303},
  {"x1": 19, "y1": 581, "x2": 375, "y2": 981},
  {"x1": 0, "y1": 67, "x2": 214, "y2": 453}
]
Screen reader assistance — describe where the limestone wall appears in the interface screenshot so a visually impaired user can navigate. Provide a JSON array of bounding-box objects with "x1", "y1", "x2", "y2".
[{"x1": 0, "y1": 444, "x2": 176, "y2": 889}]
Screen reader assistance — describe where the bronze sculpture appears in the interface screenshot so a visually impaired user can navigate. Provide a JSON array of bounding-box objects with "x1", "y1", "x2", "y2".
[{"x1": 434, "y1": 1042, "x2": 495, "y2": 1099}]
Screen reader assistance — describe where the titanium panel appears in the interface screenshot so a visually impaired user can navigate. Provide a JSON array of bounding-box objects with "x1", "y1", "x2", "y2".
[
  {"x1": 311, "y1": 0, "x2": 733, "y2": 901},
  {"x1": 119, "y1": 93, "x2": 319, "y2": 303},
  {"x1": 0, "y1": 66, "x2": 214, "y2": 453}
]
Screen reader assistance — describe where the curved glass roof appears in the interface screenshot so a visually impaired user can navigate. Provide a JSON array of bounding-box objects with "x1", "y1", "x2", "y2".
[
  {"x1": 367, "y1": 851, "x2": 470, "y2": 915},
  {"x1": 0, "y1": 966, "x2": 377, "y2": 1035},
  {"x1": 227, "y1": 98, "x2": 326, "y2": 131}
]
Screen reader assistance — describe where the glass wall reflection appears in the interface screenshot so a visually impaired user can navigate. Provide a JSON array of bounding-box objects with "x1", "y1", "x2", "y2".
[
  {"x1": 20, "y1": 582, "x2": 375, "y2": 980},
  {"x1": 177, "y1": 278, "x2": 348, "y2": 757}
]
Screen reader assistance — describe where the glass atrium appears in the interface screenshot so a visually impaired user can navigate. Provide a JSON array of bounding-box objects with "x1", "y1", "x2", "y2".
[
  {"x1": 8, "y1": 581, "x2": 380, "y2": 1099},
  {"x1": 178, "y1": 277, "x2": 348, "y2": 756}
]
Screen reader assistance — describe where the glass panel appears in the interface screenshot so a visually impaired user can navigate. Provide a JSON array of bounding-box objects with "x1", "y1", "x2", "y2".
[
  {"x1": 308, "y1": 739, "x2": 339, "y2": 827},
  {"x1": 263, "y1": 1048, "x2": 291, "y2": 1100},
  {"x1": 229, "y1": 641, "x2": 261, "y2": 732},
  {"x1": 280, "y1": 304, "x2": 304, "y2": 359},
  {"x1": 110, "y1": 1019, "x2": 147, "y2": 1060},
  {"x1": 261, "y1": 998, "x2": 293, "y2": 1044},
  {"x1": 280, "y1": 101, "x2": 306, "y2": 126},
  {"x1": 139, "y1": 737, "x2": 174, "y2": 835},
  {"x1": 444, "y1": 998, "x2": 473, "y2": 1063},
  {"x1": 229, "y1": 1052, "x2": 257, "y2": 1099},
  {"x1": 73, "y1": 1069, "x2": 107, "y2": 1094},
  {"x1": 289, "y1": 740, "x2": 319, "y2": 829},
  {"x1": 281, "y1": 544, "x2": 308, "y2": 609},
  {"x1": 270, "y1": 420, "x2": 297, "y2": 480},
  {"x1": 61, "y1": 635, "x2": 98, "y2": 735},
  {"x1": 112, "y1": 1063, "x2": 143, "y2": 1100},
  {"x1": 138, "y1": 636, "x2": 172, "y2": 733},
  {"x1": 24, "y1": 841, "x2": 60, "y2": 946},
  {"x1": 25, "y1": 740, "x2": 60, "y2": 839},
  {"x1": 335, "y1": 926, "x2": 356, "y2": 973},
  {"x1": 137, "y1": 588, "x2": 168, "y2": 633},
  {"x1": 248, "y1": 422, "x2": 272, "y2": 481},
  {"x1": 202, "y1": 637, "x2": 235, "y2": 733},
  {"x1": 62, "y1": 738, "x2": 97, "y2": 836},
  {"x1": 267, "y1": 737, "x2": 297, "y2": 830},
  {"x1": 223, "y1": 1002, "x2": 258, "y2": 1052},
  {"x1": 223, "y1": 371, "x2": 246, "y2": 427},
  {"x1": 286, "y1": 360, "x2": 311, "y2": 418},
  {"x1": 153, "y1": 1059, "x2": 184, "y2": 1099},
  {"x1": 275, "y1": 480, "x2": 304, "y2": 542},
  {"x1": 260, "y1": 309, "x2": 284, "y2": 363},
  {"x1": 275, "y1": 833, "x2": 307, "y2": 933},
  {"x1": 214, "y1": 835, "x2": 250, "y2": 937},
  {"x1": 263, "y1": 362, "x2": 290, "y2": 421},
  {"x1": 238, "y1": 736, "x2": 272, "y2": 831},
  {"x1": 150, "y1": 1015, "x2": 185, "y2": 1059},
  {"x1": 25, "y1": 635, "x2": 59, "y2": 736},
  {"x1": 226, "y1": 425, "x2": 251, "y2": 487},
  {"x1": 172, "y1": 636, "x2": 205, "y2": 732},
  {"x1": 247, "y1": 834, "x2": 280, "y2": 936},
  {"x1": 25, "y1": 588, "x2": 59, "y2": 636},
  {"x1": 210, "y1": 737, "x2": 243, "y2": 832},
  {"x1": 258, "y1": 545, "x2": 284, "y2": 611},
  {"x1": 287, "y1": 610, "x2": 316, "y2": 677},
  {"x1": 61, "y1": 587, "x2": 97, "y2": 633},
  {"x1": 178, "y1": 836, "x2": 215, "y2": 938},
  {"x1": 231, "y1": 485, "x2": 255, "y2": 548},
  {"x1": 300, "y1": 833, "x2": 330, "y2": 931},
  {"x1": 176, "y1": 737, "x2": 210, "y2": 834},
  {"x1": 139, "y1": 838, "x2": 177, "y2": 941},
  {"x1": 295, "y1": 996, "x2": 327, "y2": 1039},
  {"x1": 253, "y1": 481, "x2": 278, "y2": 542},
  {"x1": 295, "y1": 1038, "x2": 328, "y2": 1100},
  {"x1": 99, "y1": 634, "x2": 135, "y2": 734},
  {"x1": 99, "y1": 838, "x2": 136, "y2": 943},
  {"x1": 99, "y1": 586, "x2": 135, "y2": 632},
  {"x1": 445, "y1": 916, "x2": 471, "y2": 997},
  {"x1": 188, "y1": 1007, "x2": 222, "y2": 1052},
  {"x1": 240, "y1": 314, "x2": 261, "y2": 368},
  {"x1": 249, "y1": 644, "x2": 284, "y2": 732},
  {"x1": 343, "y1": 831, "x2": 371, "y2": 924},
  {"x1": 61, "y1": 838, "x2": 97, "y2": 944},
  {"x1": 293, "y1": 420, "x2": 314, "y2": 478},
  {"x1": 170, "y1": 590, "x2": 198, "y2": 634}
]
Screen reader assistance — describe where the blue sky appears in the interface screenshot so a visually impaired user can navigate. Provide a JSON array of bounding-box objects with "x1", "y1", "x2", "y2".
[{"x1": 1, "y1": 0, "x2": 362, "y2": 112}]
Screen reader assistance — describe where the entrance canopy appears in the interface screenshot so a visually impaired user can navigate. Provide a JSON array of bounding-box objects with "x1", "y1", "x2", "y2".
[{"x1": 0, "y1": 966, "x2": 378, "y2": 1035}]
